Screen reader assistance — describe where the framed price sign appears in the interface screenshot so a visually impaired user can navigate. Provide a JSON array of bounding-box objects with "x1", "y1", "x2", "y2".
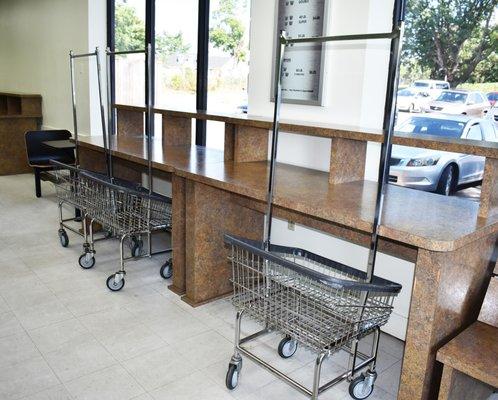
[{"x1": 272, "y1": 0, "x2": 328, "y2": 105}]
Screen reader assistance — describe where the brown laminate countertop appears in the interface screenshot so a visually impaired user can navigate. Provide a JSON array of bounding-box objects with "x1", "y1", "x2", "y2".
[
  {"x1": 115, "y1": 104, "x2": 498, "y2": 158},
  {"x1": 77, "y1": 135, "x2": 498, "y2": 252},
  {"x1": 437, "y1": 321, "x2": 498, "y2": 388}
]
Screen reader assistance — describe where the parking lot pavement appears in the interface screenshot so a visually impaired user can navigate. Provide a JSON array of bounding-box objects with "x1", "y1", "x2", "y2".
[{"x1": 455, "y1": 186, "x2": 481, "y2": 202}]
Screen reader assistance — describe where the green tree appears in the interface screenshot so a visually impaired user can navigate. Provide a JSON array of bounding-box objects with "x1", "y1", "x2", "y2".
[
  {"x1": 156, "y1": 32, "x2": 191, "y2": 60},
  {"x1": 115, "y1": 4, "x2": 190, "y2": 58},
  {"x1": 209, "y1": 0, "x2": 247, "y2": 63},
  {"x1": 403, "y1": 0, "x2": 498, "y2": 86},
  {"x1": 115, "y1": 4, "x2": 145, "y2": 51}
]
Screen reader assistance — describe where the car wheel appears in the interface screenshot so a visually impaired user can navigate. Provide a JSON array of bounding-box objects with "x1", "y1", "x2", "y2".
[{"x1": 436, "y1": 165, "x2": 457, "y2": 196}]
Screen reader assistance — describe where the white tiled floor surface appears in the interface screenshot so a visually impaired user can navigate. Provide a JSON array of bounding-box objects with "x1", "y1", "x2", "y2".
[{"x1": 0, "y1": 174, "x2": 404, "y2": 400}]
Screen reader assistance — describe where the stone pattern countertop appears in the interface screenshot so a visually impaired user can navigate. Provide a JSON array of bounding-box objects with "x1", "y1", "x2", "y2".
[
  {"x1": 114, "y1": 104, "x2": 498, "y2": 158},
  {"x1": 437, "y1": 321, "x2": 498, "y2": 388},
  {"x1": 77, "y1": 135, "x2": 498, "y2": 252}
]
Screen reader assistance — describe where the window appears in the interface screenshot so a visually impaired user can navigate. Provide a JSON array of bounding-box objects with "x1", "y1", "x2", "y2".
[
  {"x1": 109, "y1": 0, "x2": 210, "y2": 145},
  {"x1": 476, "y1": 93, "x2": 486, "y2": 103},
  {"x1": 413, "y1": 81, "x2": 429, "y2": 88},
  {"x1": 203, "y1": 0, "x2": 251, "y2": 150},
  {"x1": 436, "y1": 91, "x2": 467, "y2": 103},
  {"x1": 466, "y1": 124, "x2": 482, "y2": 140},
  {"x1": 481, "y1": 120, "x2": 497, "y2": 142},
  {"x1": 114, "y1": 0, "x2": 146, "y2": 107},
  {"x1": 397, "y1": 117, "x2": 465, "y2": 138},
  {"x1": 154, "y1": 0, "x2": 198, "y2": 110},
  {"x1": 207, "y1": 0, "x2": 250, "y2": 114}
]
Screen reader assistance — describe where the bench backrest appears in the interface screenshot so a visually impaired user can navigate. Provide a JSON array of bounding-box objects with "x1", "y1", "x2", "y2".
[{"x1": 25, "y1": 130, "x2": 74, "y2": 167}]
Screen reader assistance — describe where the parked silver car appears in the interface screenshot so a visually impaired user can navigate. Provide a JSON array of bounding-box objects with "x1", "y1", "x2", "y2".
[{"x1": 389, "y1": 114, "x2": 497, "y2": 195}]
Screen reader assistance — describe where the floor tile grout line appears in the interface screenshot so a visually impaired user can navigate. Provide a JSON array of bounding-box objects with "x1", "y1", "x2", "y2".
[{"x1": 8, "y1": 308, "x2": 65, "y2": 400}]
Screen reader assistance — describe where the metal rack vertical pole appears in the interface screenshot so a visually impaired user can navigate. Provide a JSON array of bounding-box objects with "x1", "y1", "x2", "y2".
[{"x1": 69, "y1": 48, "x2": 109, "y2": 174}]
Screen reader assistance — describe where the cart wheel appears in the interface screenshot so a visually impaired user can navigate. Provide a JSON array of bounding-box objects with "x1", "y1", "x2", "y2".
[
  {"x1": 131, "y1": 239, "x2": 143, "y2": 257},
  {"x1": 106, "y1": 274, "x2": 125, "y2": 292},
  {"x1": 225, "y1": 364, "x2": 240, "y2": 390},
  {"x1": 58, "y1": 229, "x2": 69, "y2": 248},
  {"x1": 78, "y1": 253, "x2": 95, "y2": 269},
  {"x1": 278, "y1": 336, "x2": 298, "y2": 359},
  {"x1": 349, "y1": 374, "x2": 375, "y2": 399},
  {"x1": 160, "y1": 260, "x2": 173, "y2": 279}
]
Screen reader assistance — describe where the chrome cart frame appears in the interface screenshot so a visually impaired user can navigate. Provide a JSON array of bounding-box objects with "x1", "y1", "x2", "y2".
[
  {"x1": 56, "y1": 48, "x2": 109, "y2": 251},
  {"x1": 225, "y1": 1, "x2": 406, "y2": 399}
]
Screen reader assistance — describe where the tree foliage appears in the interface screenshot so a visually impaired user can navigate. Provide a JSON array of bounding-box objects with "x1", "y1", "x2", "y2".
[
  {"x1": 403, "y1": 0, "x2": 498, "y2": 86},
  {"x1": 115, "y1": 4, "x2": 190, "y2": 59},
  {"x1": 156, "y1": 33, "x2": 191, "y2": 60},
  {"x1": 209, "y1": 0, "x2": 247, "y2": 63},
  {"x1": 115, "y1": 4, "x2": 145, "y2": 51}
]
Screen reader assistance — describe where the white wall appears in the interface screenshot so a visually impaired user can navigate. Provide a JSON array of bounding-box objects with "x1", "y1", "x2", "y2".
[
  {"x1": 249, "y1": 0, "x2": 414, "y2": 339},
  {"x1": 0, "y1": 0, "x2": 106, "y2": 135}
]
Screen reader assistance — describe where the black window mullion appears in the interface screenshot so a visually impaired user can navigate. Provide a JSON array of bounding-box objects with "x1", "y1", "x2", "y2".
[
  {"x1": 106, "y1": 0, "x2": 116, "y2": 135},
  {"x1": 196, "y1": 0, "x2": 210, "y2": 146}
]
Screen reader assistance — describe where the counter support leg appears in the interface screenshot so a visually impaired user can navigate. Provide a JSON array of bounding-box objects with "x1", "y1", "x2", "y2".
[
  {"x1": 182, "y1": 181, "x2": 263, "y2": 306},
  {"x1": 398, "y1": 233, "x2": 497, "y2": 399},
  {"x1": 169, "y1": 175, "x2": 187, "y2": 295}
]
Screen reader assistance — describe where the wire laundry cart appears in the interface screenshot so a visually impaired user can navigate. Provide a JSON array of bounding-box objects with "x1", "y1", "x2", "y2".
[
  {"x1": 52, "y1": 45, "x2": 174, "y2": 291},
  {"x1": 224, "y1": 1, "x2": 405, "y2": 399},
  {"x1": 51, "y1": 160, "x2": 172, "y2": 291}
]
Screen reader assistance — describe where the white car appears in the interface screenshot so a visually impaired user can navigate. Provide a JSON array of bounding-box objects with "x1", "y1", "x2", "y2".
[
  {"x1": 390, "y1": 114, "x2": 497, "y2": 195},
  {"x1": 397, "y1": 88, "x2": 431, "y2": 112},
  {"x1": 412, "y1": 79, "x2": 450, "y2": 99}
]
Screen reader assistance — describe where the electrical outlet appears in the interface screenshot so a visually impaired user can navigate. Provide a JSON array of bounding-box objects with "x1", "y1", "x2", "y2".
[{"x1": 288, "y1": 221, "x2": 295, "y2": 231}]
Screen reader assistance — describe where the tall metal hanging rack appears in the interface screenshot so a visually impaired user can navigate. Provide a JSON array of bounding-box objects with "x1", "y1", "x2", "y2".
[
  {"x1": 266, "y1": 1, "x2": 405, "y2": 281},
  {"x1": 224, "y1": 1, "x2": 407, "y2": 399}
]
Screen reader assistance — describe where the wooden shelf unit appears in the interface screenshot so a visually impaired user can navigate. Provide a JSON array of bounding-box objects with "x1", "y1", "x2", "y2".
[{"x1": 0, "y1": 92, "x2": 42, "y2": 175}]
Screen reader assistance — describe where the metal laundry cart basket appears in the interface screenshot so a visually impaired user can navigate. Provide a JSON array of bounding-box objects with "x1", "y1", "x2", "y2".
[
  {"x1": 52, "y1": 160, "x2": 172, "y2": 291},
  {"x1": 224, "y1": 0, "x2": 406, "y2": 399}
]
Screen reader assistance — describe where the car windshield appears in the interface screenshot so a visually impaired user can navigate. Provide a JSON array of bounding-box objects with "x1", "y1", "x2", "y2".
[
  {"x1": 414, "y1": 82, "x2": 429, "y2": 88},
  {"x1": 398, "y1": 89, "x2": 416, "y2": 97},
  {"x1": 396, "y1": 117, "x2": 465, "y2": 138},
  {"x1": 436, "y1": 91, "x2": 467, "y2": 103}
]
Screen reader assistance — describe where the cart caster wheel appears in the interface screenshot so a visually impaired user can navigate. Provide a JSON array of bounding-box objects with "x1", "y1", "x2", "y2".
[
  {"x1": 106, "y1": 274, "x2": 125, "y2": 292},
  {"x1": 278, "y1": 336, "x2": 298, "y2": 359},
  {"x1": 225, "y1": 364, "x2": 240, "y2": 390},
  {"x1": 58, "y1": 229, "x2": 69, "y2": 248},
  {"x1": 349, "y1": 372, "x2": 376, "y2": 399},
  {"x1": 160, "y1": 260, "x2": 173, "y2": 279},
  {"x1": 131, "y1": 239, "x2": 143, "y2": 257},
  {"x1": 78, "y1": 253, "x2": 95, "y2": 269}
]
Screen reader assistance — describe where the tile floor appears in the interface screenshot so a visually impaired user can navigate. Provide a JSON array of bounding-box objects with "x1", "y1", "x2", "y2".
[{"x1": 0, "y1": 174, "x2": 404, "y2": 400}]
